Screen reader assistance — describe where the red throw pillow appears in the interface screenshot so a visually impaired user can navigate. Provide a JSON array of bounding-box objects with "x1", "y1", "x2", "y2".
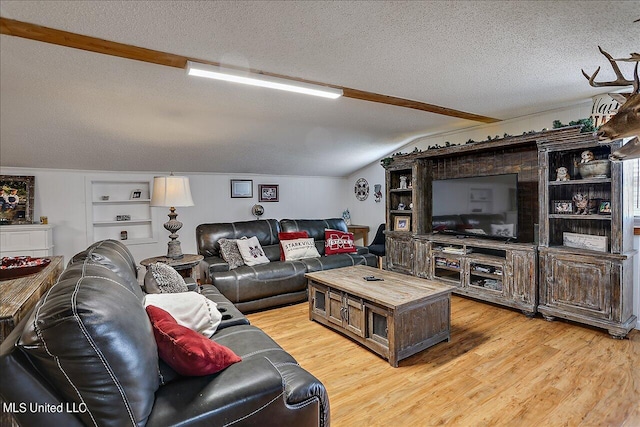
[
  {"x1": 146, "y1": 305, "x2": 241, "y2": 376},
  {"x1": 324, "y1": 229, "x2": 356, "y2": 255},
  {"x1": 278, "y1": 231, "x2": 309, "y2": 260}
]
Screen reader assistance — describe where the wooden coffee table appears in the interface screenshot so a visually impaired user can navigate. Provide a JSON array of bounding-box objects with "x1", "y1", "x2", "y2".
[{"x1": 306, "y1": 265, "x2": 455, "y2": 367}]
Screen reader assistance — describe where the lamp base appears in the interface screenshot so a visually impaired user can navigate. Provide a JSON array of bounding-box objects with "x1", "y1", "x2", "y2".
[
  {"x1": 163, "y1": 207, "x2": 184, "y2": 259},
  {"x1": 167, "y1": 240, "x2": 184, "y2": 259}
]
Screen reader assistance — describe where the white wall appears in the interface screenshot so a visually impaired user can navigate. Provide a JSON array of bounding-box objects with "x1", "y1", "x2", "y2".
[{"x1": 0, "y1": 167, "x2": 349, "y2": 263}]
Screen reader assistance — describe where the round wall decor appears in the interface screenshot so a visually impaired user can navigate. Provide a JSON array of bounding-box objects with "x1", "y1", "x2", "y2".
[
  {"x1": 251, "y1": 204, "x2": 265, "y2": 218},
  {"x1": 354, "y1": 178, "x2": 369, "y2": 201}
]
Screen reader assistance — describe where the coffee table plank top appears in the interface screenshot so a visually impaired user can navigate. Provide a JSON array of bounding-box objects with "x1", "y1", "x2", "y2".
[{"x1": 305, "y1": 265, "x2": 454, "y2": 310}]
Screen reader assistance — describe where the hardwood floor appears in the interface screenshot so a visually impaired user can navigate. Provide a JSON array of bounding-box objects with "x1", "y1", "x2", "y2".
[{"x1": 248, "y1": 296, "x2": 640, "y2": 427}]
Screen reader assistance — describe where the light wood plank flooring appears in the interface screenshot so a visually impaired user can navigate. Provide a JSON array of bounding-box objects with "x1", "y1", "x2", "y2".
[{"x1": 248, "y1": 296, "x2": 639, "y2": 427}]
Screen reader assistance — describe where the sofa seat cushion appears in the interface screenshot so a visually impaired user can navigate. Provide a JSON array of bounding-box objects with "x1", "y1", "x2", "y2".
[
  {"x1": 18, "y1": 257, "x2": 160, "y2": 427},
  {"x1": 146, "y1": 306, "x2": 241, "y2": 376},
  {"x1": 299, "y1": 252, "x2": 378, "y2": 273},
  {"x1": 211, "y1": 260, "x2": 308, "y2": 304}
]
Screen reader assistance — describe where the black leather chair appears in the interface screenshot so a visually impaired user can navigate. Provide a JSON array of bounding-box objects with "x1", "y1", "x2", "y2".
[{"x1": 367, "y1": 223, "x2": 386, "y2": 268}]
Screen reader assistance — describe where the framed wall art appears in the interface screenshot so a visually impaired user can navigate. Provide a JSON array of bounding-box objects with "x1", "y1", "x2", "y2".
[
  {"x1": 598, "y1": 200, "x2": 611, "y2": 215},
  {"x1": 230, "y1": 179, "x2": 253, "y2": 198},
  {"x1": 0, "y1": 175, "x2": 35, "y2": 225},
  {"x1": 394, "y1": 215, "x2": 411, "y2": 232},
  {"x1": 552, "y1": 200, "x2": 573, "y2": 214},
  {"x1": 259, "y1": 184, "x2": 279, "y2": 202}
]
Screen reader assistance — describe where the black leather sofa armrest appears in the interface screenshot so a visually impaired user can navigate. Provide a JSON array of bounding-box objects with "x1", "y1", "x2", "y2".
[
  {"x1": 202, "y1": 256, "x2": 229, "y2": 283},
  {"x1": 355, "y1": 246, "x2": 369, "y2": 255},
  {"x1": 147, "y1": 357, "x2": 323, "y2": 427}
]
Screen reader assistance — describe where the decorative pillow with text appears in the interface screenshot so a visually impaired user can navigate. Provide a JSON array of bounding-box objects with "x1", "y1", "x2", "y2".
[
  {"x1": 281, "y1": 238, "x2": 321, "y2": 261},
  {"x1": 324, "y1": 229, "x2": 356, "y2": 255},
  {"x1": 278, "y1": 231, "x2": 309, "y2": 260}
]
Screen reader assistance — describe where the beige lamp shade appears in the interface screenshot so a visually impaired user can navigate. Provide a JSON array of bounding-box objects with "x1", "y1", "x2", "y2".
[{"x1": 150, "y1": 176, "x2": 194, "y2": 207}]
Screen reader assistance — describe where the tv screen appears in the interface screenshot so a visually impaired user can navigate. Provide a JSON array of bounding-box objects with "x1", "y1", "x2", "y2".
[{"x1": 432, "y1": 174, "x2": 518, "y2": 240}]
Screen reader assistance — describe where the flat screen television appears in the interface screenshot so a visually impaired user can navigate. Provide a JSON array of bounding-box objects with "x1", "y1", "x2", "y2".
[{"x1": 431, "y1": 174, "x2": 519, "y2": 240}]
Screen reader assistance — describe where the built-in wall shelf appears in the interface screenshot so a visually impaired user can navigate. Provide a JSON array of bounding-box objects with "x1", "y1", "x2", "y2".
[{"x1": 85, "y1": 179, "x2": 157, "y2": 246}]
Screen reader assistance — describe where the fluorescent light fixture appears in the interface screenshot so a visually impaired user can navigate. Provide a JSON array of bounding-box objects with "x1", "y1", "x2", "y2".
[{"x1": 186, "y1": 61, "x2": 343, "y2": 99}]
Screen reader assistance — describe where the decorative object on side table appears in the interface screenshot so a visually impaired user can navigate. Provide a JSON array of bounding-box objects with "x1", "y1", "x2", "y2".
[
  {"x1": 342, "y1": 209, "x2": 351, "y2": 225},
  {"x1": 0, "y1": 175, "x2": 35, "y2": 225},
  {"x1": 258, "y1": 184, "x2": 278, "y2": 202},
  {"x1": 230, "y1": 179, "x2": 253, "y2": 198},
  {"x1": 354, "y1": 178, "x2": 369, "y2": 201},
  {"x1": 151, "y1": 174, "x2": 195, "y2": 259},
  {"x1": 0, "y1": 256, "x2": 51, "y2": 281}
]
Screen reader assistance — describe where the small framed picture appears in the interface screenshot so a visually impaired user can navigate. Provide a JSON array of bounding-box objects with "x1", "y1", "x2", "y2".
[
  {"x1": 231, "y1": 179, "x2": 253, "y2": 198},
  {"x1": 552, "y1": 200, "x2": 573, "y2": 214},
  {"x1": 394, "y1": 215, "x2": 411, "y2": 232},
  {"x1": 598, "y1": 200, "x2": 611, "y2": 215},
  {"x1": 259, "y1": 184, "x2": 279, "y2": 202},
  {"x1": 130, "y1": 189, "x2": 142, "y2": 199}
]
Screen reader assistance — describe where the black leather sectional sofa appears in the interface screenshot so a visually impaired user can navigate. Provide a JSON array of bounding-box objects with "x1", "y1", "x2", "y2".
[
  {"x1": 196, "y1": 218, "x2": 377, "y2": 313},
  {"x1": 0, "y1": 240, "x2": 329, "y2": 427}
]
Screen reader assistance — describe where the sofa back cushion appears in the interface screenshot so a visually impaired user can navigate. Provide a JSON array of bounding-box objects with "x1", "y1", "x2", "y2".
[
  {"x1": 18, "y1": 255, "x2": 160, "y2": 427},
  {"x1": 196, "y1": 219, "x2": 281, "y2": 260},
  {"x1": 69, "y1": 239, "x2": 143, "y2": 300},
  {"x1": 280, "y1": 218, "x2": 348, "y2": 255}
]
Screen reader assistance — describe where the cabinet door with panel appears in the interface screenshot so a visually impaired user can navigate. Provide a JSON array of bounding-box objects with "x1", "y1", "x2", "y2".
[
  {"x1": 385, "y1": 233, "x2": 414, "y2": 274},
  {"x1": 541, "y1": 252, "x2": 612, "y2": 321},
  {"x1": 413, "y1": 238, "x2": 431, "y2": 278}
]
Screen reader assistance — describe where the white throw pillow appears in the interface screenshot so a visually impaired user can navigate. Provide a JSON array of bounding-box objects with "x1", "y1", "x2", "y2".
[
  {"x1": 236, "y1": 236, "x2": 271, "y2": 266},
  {"x1": 144, "y1": 292, "x2": 222, "y2": 338},
  {"x1": 281, "y1": 238, "x2": 321, "y2": 261}
]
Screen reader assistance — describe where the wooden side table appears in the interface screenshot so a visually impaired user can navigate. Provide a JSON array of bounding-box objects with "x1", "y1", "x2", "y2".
[
  {"x1": 0, "y1": 256, "x2": 64, "y2": 343},
  {"x1": 347, "y1": 225, "x2": 370, "y2": 246},
  {"x1": 140, "y1": 254, "x2": 204, "y2": 282}
]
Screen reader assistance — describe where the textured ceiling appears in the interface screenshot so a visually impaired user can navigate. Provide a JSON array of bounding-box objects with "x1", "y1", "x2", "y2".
[{"x1": 0, "y1": 1, "x2": 638, "y2": 176}]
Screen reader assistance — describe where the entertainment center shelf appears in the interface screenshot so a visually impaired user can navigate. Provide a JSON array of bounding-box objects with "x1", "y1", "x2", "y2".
[
  {"x1": 419, "y1": 235, "x2": 537, "y2": 315},
  {"x1": 383, "y1": 126, "x2": 636, "y2": 337}
]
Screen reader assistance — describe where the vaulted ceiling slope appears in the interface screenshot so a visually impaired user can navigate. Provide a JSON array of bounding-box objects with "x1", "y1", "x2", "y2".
[{"x1": 0, "y1": 1, "x2": 637, "y2": 177}]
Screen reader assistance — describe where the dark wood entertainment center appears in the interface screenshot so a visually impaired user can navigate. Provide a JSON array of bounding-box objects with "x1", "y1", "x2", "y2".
[{"x1": 383, "y1": 126, "x2": 637, "y2": 337}]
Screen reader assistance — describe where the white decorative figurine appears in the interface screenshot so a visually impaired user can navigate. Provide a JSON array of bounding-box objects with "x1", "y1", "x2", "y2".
[{"x1": 399, "y1": 176, "x2": 408, "y2": 189}]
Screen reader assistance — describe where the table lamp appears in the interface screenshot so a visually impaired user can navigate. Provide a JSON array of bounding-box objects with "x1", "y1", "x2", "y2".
[{"x1": 150, "y1": 174, "x2": 194, "y2": 259}]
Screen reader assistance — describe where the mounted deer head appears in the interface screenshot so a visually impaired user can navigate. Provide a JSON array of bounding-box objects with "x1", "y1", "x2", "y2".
[{"x1": 582, "y1": 47, "x2": 640, "y2": 160}]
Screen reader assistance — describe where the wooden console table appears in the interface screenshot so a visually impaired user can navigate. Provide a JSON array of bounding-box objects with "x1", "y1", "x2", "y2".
[
  {"x1": 347, "y1": 225, "x2": 370, "y2": 246},
  {"x1": 307, "y1": 265, "x2": 454, "y2": 367},
  {"x1": 0, "y1": 256, "x2": 63, "y2": 343}
]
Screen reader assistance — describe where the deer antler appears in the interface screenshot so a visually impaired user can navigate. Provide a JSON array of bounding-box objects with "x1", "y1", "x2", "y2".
[{"x1": 581, "y1": 46, "x2": 635, "y2": 87}]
